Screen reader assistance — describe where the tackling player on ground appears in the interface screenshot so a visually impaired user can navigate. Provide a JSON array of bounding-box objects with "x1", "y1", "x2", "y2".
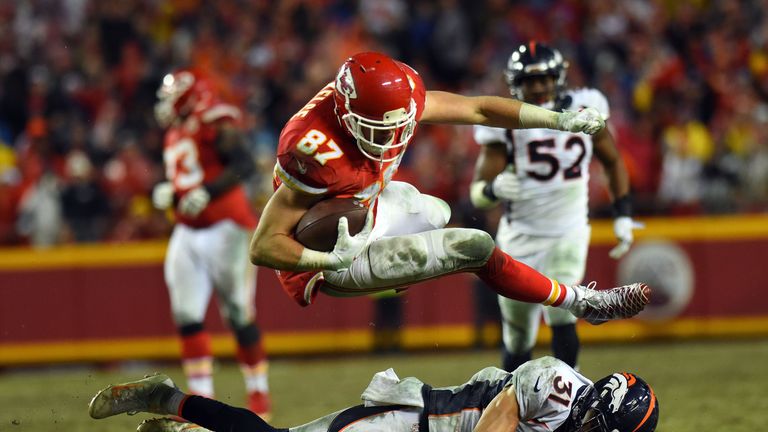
[
  {"x1": 249, "y1": 51, "x2": 648, "y2": 324},
  {"x1": 152, "y1": 69, "x2": 271, "y2": 418},
  {"x1": 88, "y1": 356, "x2": 659, "y2": 432},
  {"x1": 470, "y1": 42, "x2": 644, "y2": 372}
]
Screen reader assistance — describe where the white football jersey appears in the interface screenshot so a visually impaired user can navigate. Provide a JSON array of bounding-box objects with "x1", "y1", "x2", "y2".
[
  {"x1": 512, "y1": 356, "x2": 593, "y2": 431},
  {"x1": 474, "y1": 88, "x2": 610, "y2": 236},
  {"x1": 358, "y1": 357, "x2": 592, "y2": 432}
]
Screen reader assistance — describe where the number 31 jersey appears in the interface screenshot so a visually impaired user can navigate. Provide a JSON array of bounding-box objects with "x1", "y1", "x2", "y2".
[
  {"x1": 473, "y1": 88, "x2": 610, "y2": 236},
  {"x1": 511, "y1": 356, "x2": 593, "y2": 431}
]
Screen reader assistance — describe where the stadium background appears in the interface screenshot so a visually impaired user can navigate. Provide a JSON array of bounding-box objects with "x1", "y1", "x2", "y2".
[{"x1": 1, "y1": 0, "x2": 768, "y2": 431}]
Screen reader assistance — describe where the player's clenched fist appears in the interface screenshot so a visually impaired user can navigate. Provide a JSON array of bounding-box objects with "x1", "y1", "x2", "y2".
[
  {"x1": 178, "y1": 187, "x2": 211, "y2": 217},
  {"x1": 556, "y1": 107, "x2": 605, "y2": 135}
]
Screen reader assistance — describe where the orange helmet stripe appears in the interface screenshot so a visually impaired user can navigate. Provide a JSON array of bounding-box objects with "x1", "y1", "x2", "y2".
[
  {"x1": 632, "y1": 385, "x2": 657, "y2": 432},
  {"x1": 622, "y1": 372, "x2": 637, "y2": 387}
]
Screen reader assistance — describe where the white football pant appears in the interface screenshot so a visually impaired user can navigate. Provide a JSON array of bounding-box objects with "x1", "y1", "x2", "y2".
[
  {"x1": 495, "y1": 224, "x2": 591, "y2": 354},
  {"x1": 322, "y1": 181, "x2": 495, "y2": 295},
  {"x1": 165, "y1": 220, "x2": 256, "y2": 328}
]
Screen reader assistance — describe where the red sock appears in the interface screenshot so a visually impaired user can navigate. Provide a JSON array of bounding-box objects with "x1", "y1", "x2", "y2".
[
  {"x1": 236, "y1": 341, "x2": 267, "y2": 366},
  {"x1": 181, "y1": 331, "x2": 212, "y2": 359},
  {"x1": 475, "y1": 247, "x2": 568, "y2": 306},
  {"x1": 180, "y1": 331, "x2": 214, "y2": 397}
]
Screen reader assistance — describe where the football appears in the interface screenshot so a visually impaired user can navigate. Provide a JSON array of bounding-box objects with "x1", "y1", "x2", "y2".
[{"x1": 294, "y1": 198, "x2": 368, "y2": 252}]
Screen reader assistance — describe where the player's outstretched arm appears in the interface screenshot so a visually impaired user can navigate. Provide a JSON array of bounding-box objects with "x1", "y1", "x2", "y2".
[{"x1": 421, "y1": 91, "x2": 605, "y2": 135}]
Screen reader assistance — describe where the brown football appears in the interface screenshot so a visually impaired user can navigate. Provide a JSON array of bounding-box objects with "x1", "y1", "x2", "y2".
[{"x1": 294, "y1": 198, "x2": 368, "y2": 252}]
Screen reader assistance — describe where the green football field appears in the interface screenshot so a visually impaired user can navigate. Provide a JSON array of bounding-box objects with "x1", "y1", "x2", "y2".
[{"x1": 1, "y1": 339, "x2": 767, "y2": 431}]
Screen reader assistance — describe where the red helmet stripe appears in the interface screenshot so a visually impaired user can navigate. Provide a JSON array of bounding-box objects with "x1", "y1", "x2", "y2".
[{"x1": 631, "y1": 385, "x2": 656, "y2": 432}]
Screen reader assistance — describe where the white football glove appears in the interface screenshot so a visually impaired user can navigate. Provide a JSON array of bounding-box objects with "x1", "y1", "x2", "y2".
[
  {"x1": 556, "y1": 107, "x2": 606, "y2": 135},
  {"x1": 491, "y1": 170, "x2": 521, "y2": 201},
  {"x1": 326, "y1": 210, "x2": 374, "y2": 270},
  {"x1": 178, "y1": 187, "x2": 211, "y2": 217},
  {"x1": 609, "y1": 216, "x2": 645, "y2": 259},
  {"x1": 152, "y1": 182, "x2": 174, "y2": 210}
]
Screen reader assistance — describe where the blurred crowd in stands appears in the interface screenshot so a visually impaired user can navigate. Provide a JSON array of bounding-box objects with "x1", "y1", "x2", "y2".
[{"x1": 0, "y1": 0, "x2": 767, "y2": 247}]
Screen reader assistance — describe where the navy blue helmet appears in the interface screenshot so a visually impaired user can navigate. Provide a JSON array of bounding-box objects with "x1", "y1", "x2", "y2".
[
  {"x1": 504, "y1": 41, "x2": 569, "y2": 101},
  {"x1": 564, "y1": 372, "x2": 659, "y2": 432}
]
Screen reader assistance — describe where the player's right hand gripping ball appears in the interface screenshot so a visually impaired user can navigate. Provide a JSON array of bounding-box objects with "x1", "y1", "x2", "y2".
[{"x1": 294, "y1": 198, "x2": 369, "y2": 252}]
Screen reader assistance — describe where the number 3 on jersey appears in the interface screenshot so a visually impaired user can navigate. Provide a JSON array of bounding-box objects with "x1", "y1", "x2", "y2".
[
  {"x1": 297, "y1": 129, "x2": 344, "y2": 165},
  {"x1": 165, "y1": 137, "x2": 204, "y2": 189}
]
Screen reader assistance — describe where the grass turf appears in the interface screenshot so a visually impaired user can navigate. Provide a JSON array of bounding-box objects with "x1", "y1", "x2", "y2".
[{"x1": 1, "y1": 339, "x2": 766, "y2": 431}]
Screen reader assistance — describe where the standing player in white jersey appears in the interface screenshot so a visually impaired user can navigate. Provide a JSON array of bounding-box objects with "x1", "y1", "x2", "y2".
[
  {"x1": 470, "y1": 42, "x2": 643, "y2": 372},
  {"x1": 88, "y1": 356, "x2": 658, "y2": 432},
  {"x1": 151, "y1": 69, "x2": 271, "y2": 418}
]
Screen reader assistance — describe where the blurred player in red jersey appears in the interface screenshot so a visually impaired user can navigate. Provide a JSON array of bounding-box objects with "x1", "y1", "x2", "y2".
[
  {"x1": 250, "y1": 52, "x2": 649, "y2": 324},
  {"x1": 152, "y1": 69, "x2": 271, "y2": 418}
]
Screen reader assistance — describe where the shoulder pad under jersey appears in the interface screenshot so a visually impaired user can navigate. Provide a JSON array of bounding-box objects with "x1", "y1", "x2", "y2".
[{"x1": 564, "y1": 88, "x2": 610, "y2": 120}]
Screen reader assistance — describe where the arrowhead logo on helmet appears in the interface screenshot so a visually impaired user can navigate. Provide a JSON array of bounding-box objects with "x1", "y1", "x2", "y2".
[
  {"x1": 335, "y1": 66, "x2": 358, "y2": 100},
  {"x1": 332, "y1": 52, "x2": 418, "y2": 163}
]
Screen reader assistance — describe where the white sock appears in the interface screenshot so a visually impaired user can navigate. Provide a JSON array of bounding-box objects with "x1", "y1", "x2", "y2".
[
  {"x1": 183, "y1": 357, "x2": 214, "y2": 397},
  {"x1": 557, "y1": 285, "x2": 578, "y2": 310},
  {"x1": 241, "y1": 362, "x2": 269, "y2": 393}
]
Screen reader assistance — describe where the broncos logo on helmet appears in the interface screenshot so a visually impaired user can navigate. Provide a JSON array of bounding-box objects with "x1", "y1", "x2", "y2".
[{"x1": 563, "y1": 372, "x2": 658, "y2": 432}]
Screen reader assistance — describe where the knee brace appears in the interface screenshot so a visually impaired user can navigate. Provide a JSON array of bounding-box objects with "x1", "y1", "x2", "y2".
[
  {"x1": 233, "y1": 322, "x2": 262, "y2": 347},
  {"x1": 179, "y1": 322, "x2": 205, "y2": 337},
  {"x1": 502, "y1": 349, "x2": 532, "y2": 372}
]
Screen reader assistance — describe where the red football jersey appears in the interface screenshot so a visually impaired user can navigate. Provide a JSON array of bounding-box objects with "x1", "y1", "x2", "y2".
[
  {"x1": 163, "y1": 103, "x2": 257, "y2": 229},
  {"x1": 272, "y1": 63, "x2": 426, "y2": 306}
]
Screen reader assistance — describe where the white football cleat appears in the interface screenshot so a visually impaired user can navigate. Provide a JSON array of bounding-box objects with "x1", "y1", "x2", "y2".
[
  {"x1": 137, "y1": 417, "x2": 211, "y2": 432},
  {"x1": 89, "y1": 373, "x2": 176, "y2": 419},
  {"x1": 569, "y1": 282, "x2": 650, "y2": 325}
]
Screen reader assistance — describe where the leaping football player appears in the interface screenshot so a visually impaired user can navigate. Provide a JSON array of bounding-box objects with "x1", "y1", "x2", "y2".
[{"x1": 249, "y1": 51, "x2": 649, "y2": 325}]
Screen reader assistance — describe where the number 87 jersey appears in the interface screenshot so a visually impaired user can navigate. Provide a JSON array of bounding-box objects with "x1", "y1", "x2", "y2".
[
  {"x1": 274, "y1": 77, "x2": 426, "y2": 207},
  {"x1": 473, "y1": 87, "x2": 610, "y2": 237}
]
